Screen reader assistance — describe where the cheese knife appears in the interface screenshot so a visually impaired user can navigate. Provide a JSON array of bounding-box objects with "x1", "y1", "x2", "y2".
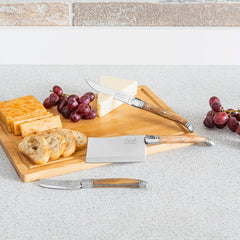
[
  {"x1": 39, "y1": 178, "x2": 147, "y2": 189},
  {"x1": 86, "y1": 79, "x2": 195, "y2": 133},
  {"x1": 86, "y1": 135, "x2": 215, "y2": 163}
]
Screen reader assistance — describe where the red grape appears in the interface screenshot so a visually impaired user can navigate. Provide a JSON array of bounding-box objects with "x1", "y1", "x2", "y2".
[
  {"x1": 49, "y1": 93, "x2": 59, "y2": 106},
  {"x1": 203, "y1": 116, "x2": 215, "y2": 128},
  {"x1": 78, "y1": 103, "x2": 90, "y2": 115},
  {"x1": 85, "y1": 110, "x2": 97, "y2": 120},
  {"x1": 215, "y1": 123, "x2": 227, "y2": 129},
  {"x1": 57, "y1": 98, "x2": 67, "y2": 113},
  {"x1": 61, "y1": 105, "x2": 72, "y2": 119},
  {"x1": 78, "y1": 95, "x2": 90, "y2": 105},
  {"x1": 58, "y1": 95, "x2": 66, "y2": 104},
  {"x1": 207, "y1": 110, "x2": 216, "y2": 117},
  {"x1": 236, "y1": 125, "x2": 240, "y2": 135},
  {"x1": 67, "y1": 99, "x2": 79, "y2": 111},
  {"x1": 211, "y1": 102, "x2": 222, "y2": 112},
  {"x1": 44, "y1": 87, "x2": 98, "y2": 123},
  {"x1": 43, "y1": 97, "x2": 52, "y2": 109},
  {"x1": 84, "y1": 92, "x2": 95, "y2": 102},
  {"x1": 236, "y1": 113, "x2": 240, "y2": 121},
  {"x1": 205, "y1": 96, "x2": 240, "y2": 137},
  {"x1": 213, "y1": 112, "x2": 228, "y2": 125},
  {"x1": 227, "y1": 117, "x2": 239, "y2": 132},
  {"x1": 45, "y1": 87, "x2": 99, "y2": 122},
  {"x1": 68, "y1": 95, "x2": 79, "y2": 102},
  {"x1": 53, "y1": 86, "x2": 63, "y2": 96},
  {"x1": 231, "y1": 112, "x2": 239, "y2": 118},
  {"x1": 70, "y1": 111, "x2": 81, "y2": 122},
  {"x1": 209, "y1": 96, "x2": 221, "y2": 107}
]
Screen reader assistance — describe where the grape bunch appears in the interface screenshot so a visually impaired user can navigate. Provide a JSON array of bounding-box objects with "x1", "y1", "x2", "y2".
[
  {"x1": 43, "y1": 85, "x2": 97, "y2": 122},
  {"x1": 203, "y1": 96, "x2": 240, "y2": 136}
]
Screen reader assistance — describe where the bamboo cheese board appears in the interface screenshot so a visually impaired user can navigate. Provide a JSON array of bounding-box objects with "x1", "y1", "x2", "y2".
[{"x1": 0, "y1": 86, "x2": 196, "y2": 182}]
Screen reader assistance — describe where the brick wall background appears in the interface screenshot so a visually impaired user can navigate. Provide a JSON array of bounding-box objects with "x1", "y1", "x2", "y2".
[{"x1": 0, "y1": 1, "x2": 239, "y2": 26}]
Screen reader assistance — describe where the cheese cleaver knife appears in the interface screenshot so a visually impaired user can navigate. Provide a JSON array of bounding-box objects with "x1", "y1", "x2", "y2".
[
  {"x1": 86, "y1": 79, "x2": 195, "y2": 133},
  {"x1": 86, "y1": 135, "x2": 214, "y2": 163}
]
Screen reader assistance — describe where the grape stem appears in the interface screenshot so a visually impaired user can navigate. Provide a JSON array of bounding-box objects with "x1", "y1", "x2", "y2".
[
  {"x1": 50, "y1": 90, "x2": 69, "y2": 97},
  {"x1": 222, "y1": 109, "x2": 240, "y2": 116}
]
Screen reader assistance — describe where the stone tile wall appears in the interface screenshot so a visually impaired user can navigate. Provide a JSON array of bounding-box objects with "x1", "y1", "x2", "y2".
[
  {"x1": 0, "y1": 3, "x2": 69, "y2": 26},
  {"x1": 0, "y1": 1, "x2": 239, "y2": 26}
]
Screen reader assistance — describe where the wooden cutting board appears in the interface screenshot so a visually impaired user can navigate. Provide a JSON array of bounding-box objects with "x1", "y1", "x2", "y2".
[{"x1": 0, "y1": 85, "x2": 196, "y2": 182}]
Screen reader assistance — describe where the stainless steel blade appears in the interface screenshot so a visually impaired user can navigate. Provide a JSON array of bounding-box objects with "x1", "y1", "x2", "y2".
[
  {"x1": 39, "y1": 179, "x2": 82, "y2": 190},
  {"x1": 86, "y1": 79, "x2": 118, "y2": 96},
  {"x1": 86, "y1": 135, "x2": 146, "y2": 163},
  {"x1": 86, "y1": 79, "x2": 134, "y2": 105}
]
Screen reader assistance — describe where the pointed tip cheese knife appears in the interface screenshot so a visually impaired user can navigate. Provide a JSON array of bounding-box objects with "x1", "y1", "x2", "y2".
[
  {"x1": 39, "y1": 178, "x2": 147, "y2": 189},
  {"x1": 86, "y1": 79, "x2": 195, "y2": 133}
]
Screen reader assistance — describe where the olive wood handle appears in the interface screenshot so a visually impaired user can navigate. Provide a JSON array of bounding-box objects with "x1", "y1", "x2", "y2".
[
  {"x1": 93, "y1": 178, "x2": 146, "y2": 188},
  {"x1": 142, "y1": 102, "x2": 188, "y2": 126},
  {"x1": 159, "y1": 135, "x2": 207, "y2": 144}
]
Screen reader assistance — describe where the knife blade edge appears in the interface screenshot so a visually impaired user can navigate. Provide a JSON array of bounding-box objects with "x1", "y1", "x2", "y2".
[{"x1": 39, "y1": 179, "x2": 82, "y2": 190}]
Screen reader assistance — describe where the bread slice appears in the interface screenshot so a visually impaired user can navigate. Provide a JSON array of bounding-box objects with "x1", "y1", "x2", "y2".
[
  {"x1": 39, "y1": 130, "x2": 66, "y2": 161},
  {"x1": 71, "y1": 130, "x2": 88, "y2": 151},
  {"x1": 18, "y1": 134, "x2": 50, "y2": 165},
  {"x1": 20, "y1": 115, "x2": 62, "y2": 137},
  {"x1": 54, "y1": 129, "x2": 76, "y2": 157}
]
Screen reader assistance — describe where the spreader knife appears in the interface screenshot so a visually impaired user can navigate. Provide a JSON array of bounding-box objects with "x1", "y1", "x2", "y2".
[
  {"x1": 86, "y1": 79, "x2": 195, "y2": 133},
  {"x1": 39, "y1": 178, "x2": 147, "y2": 189}
]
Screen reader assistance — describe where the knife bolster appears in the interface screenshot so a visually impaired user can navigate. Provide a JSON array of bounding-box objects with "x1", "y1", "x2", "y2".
[
  {"x1": 80, "y1": 179, "x2": 94, "y2": 188},
  {"x1": 144, "y1": 135, "x2": 160, "y2": 145},
  {"x1": 130, "y1": 97, "x2": 145, "y2": 109}
]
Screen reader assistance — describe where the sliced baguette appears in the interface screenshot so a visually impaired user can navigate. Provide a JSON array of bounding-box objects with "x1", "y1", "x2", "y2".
[
  {"x1": 71, "y1": 130, "x2": 88, "y2": 151},
  {"x1": 39, "y1": 130, "x2": 66, "y2": 161},
  {"x1": 54, "y1": 129, "x2": 76, "y2": 157},
  {"x1": 18, "y1": 134, "x2": 50, "y2": 165}
]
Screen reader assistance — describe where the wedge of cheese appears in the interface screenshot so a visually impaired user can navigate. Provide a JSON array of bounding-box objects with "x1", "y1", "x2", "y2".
[
  {"x1": 20, "y1": 116, "x2": 62, "y2": 137},
  {"x1": 97, "y1": 76, "x2": 138, "y2": 117}
]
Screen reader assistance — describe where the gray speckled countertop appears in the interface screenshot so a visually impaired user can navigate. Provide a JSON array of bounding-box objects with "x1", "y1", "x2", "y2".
[{"x1": 0, "y1": 66, "x2": 240, "y2": 240}]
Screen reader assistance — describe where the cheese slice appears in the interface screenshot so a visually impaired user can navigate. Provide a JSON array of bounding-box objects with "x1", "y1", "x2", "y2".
[
  {"x1": 0, "y1": 95, "x2": 47, "y2": 132},
  {"x1": 12, "y1": 112, "x2": 53, "y2": 136},
  {"x1": 8, "y1": 109, "x2": 47, "y2": 133},
  {"x1": 20, "y1": 115, "x2": 62, "y2": 137},
  {"x1": 9, "y1": 110, "x2": 49, "y2": 132},
  {"x1": 97, "y1": 76, "x2": 138, "y2": 117}
]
